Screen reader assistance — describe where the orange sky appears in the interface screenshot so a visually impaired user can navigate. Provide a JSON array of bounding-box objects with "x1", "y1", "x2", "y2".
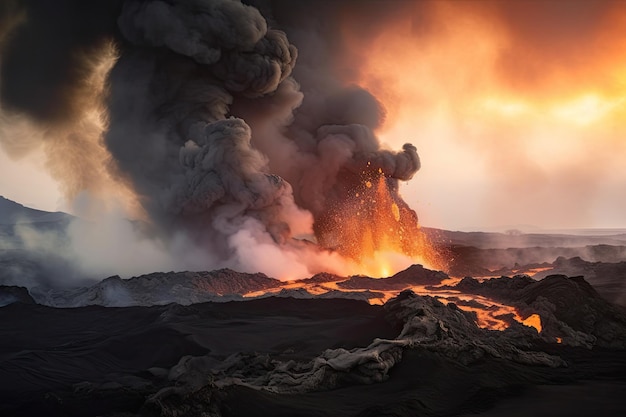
[
  {"x1": 1, "y1": 0, "x2": 625, "y2": 230},
  {"x1": 336, "y1": 0, "x2": 626, "y2": 230}
]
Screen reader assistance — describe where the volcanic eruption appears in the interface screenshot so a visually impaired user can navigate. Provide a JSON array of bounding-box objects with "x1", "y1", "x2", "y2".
[
  {"x1": 0, "y1": 0, "x2": 442, "y2": 280},
  {"x1": 1, "y1": 2, "x2": 626, "y2": 417}
]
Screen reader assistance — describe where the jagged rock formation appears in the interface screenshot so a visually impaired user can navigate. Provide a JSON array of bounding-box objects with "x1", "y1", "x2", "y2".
[
  {"x1": 269, "y1": 287, "x2": 384, "y2": 303},
  {"x1": 424, "y1": 228, "x2": 626, "y2": 250},
  {"x1": 26, "y1": 264, "x2": 446, "y2": 307},
  {"x1": 0, "y1": 296, "x2": 397, "y2": 417},
  {"x1": 2, "y1": 271, "x2": 626, "y2": 417},
  {"x1": 435, "y1": 274, "x2": 626, "y2": 348},
  {"x1": 338, "y1": 264, "x2": 448, "y2": 290},
  {"x1": 135, "y1": 268, "x2": 626, "y2": 417},
  {"x1": 140, "y1": 293, "x2": 559, "y2": 416},
  {"x1": 533, "y1": 256, "x2": 626, "y2": 306},
  {"x1": 30, "y1": 269, "x2": 282, "y2": 307},
  {"x1": 0, "y1": 285, "x2": 35, "y2": 306},
  {"x1": 296, "y1": 272, "x2": 347, "y2": 284},
  {"x1": 156, "y1": 291, "x2": 562, "y2": 401},
  {"x1": 444, "y1": 243, "x2": 626, "y2": 278}
]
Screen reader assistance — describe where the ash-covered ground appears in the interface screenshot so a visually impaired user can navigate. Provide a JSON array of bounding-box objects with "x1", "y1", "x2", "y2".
[{"x1": 1, "y1": 199, "x2": 626, "y2": 417}]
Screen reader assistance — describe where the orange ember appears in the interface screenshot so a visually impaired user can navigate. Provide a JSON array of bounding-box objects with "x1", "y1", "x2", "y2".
[{"x1": 315, "y1": 168, "x2": 446, "y2": 277}]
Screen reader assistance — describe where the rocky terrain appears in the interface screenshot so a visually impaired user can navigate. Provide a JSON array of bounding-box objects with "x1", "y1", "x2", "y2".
[
  {"x1": 1, "y1": 198, "x2": 626, "y2": 416},
  {"x1": 1, "y1": 271, "x2": 625, "y2": 417}
]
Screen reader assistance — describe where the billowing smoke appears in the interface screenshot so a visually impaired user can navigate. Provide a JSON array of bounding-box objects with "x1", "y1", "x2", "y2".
[{"x1": 0, "y1": 0, "x2": 423, "y2": 282}]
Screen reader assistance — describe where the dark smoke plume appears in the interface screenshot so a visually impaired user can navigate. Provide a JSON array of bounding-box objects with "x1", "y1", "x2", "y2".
[
  {"x1": 0, "y1": 0, "x2": 124, "y2": 123},
  {"x1": 0, "y1": 0, "x2": 422, "y2": 278}
]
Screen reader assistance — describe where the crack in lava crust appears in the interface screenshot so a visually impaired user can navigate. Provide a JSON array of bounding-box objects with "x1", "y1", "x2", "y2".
[{"x1": 244, "y1": 271, "x2": 543, "y2": 333}]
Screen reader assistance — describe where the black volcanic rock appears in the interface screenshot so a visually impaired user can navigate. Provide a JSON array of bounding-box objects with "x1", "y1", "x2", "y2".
[
  {"x1": 297, "y1": 272, "x2": 346, "y2": 284},
  {"x1": 30, "y1": 265, "x2": 450, "y2": 308},
  {"x1": 0, "y1": 297, "x2": 397, "y2": 417},
  {"x1": 391, "y1": 264, "x2": 449, "y2": 285},
  {"x1": 441, "y1": 273, "x2": 626, "y2": 348},
  {"x1": 0, "y1": 285, "x2": 35, "y2": 306},
  {"x1": 319, "y1": 289, "x2": 385, "y2": 302},
  {"x1": 338, "y1": 264, "x2": 448, "y2": 290},
  {"x1": 32, "y1": 269, "x2": 283, "y2": 307},
  {"x1": 133, "y1": 269, "x2": 281, "y2": 295},
  {"x1": 534, "y1": 257, "x2": 626, "y2": 306},
  {"x1": 445, "y1": 243, "x2": 626, "y2": 278},
  {"x1": 424, "y1": 227, "x2": 626, "y2": 249},
  {"x1": 519, "y1": 274, "x2": 599, "y2": 307},
  {"x1": 146, "y1": 288, "x2": 568, "y2": 416},
  {"x1": 1, "y1": 285, "x2": 625, "y2": 417},
  {"x1": 443, "y1": 275, "x2": 537, "y2": 298},
  {"x1": 518, "y1": 274, "x2": 626, "y2": 347},
  {"x1": 30, "y1": 266, "x2": 451, "y2": 308}
]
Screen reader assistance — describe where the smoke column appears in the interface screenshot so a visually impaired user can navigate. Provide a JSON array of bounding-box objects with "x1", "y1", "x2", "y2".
[{"x1": 0, "y1": 0, "x2": 425, "y2": 281}]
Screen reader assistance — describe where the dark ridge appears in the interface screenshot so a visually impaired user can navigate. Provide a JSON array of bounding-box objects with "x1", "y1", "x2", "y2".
[
  {"x1": 297, "y1": 271, "x2": 347, "y2": 284},
  {"x1": 125, "y1": 269, "x2": 282, "y2": 295},
  {"x1": 424, "y1": 227, "x2": 626, "y2": 249},
  {"x1": 0, "y1": 196, "x2": 71, "y2": 225},
  {"x1": 338, "y1": 264, "x2": 448, "y2": 290},
  {"x1": 0, "y1": 285, "x2": 34, "y2": 306},
  {"x1": 534, "y1": 256, "x2": 626, "y2": 306}
]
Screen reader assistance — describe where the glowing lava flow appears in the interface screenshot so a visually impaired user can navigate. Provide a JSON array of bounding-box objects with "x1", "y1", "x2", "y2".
[{"x1": 244, "y1": 278, "x2": 543, "y2": 333}]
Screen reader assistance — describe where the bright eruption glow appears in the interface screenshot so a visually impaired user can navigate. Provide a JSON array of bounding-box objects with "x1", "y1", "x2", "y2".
[
  {"x1": 315, "y1": 170, "x2": 446, "y2": 277},
  {"x1": 0, "y1": 0, "x2": 442, "y2": 282},
  {"x1": 3, "y1": 0, "x2": 623, "y2": 289},
  {"x1": 0, "y1": 1, "x2": 600, "y2": 340}
]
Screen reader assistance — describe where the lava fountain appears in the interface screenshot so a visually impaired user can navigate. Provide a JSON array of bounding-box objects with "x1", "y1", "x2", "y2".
[{"x1": 314, "y1": 164, "x2": 446, "y2": 277}]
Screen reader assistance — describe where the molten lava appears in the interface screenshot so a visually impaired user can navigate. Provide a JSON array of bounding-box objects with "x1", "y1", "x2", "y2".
[
  {"x1": 314, "y1": 167, "x2": 446, "y2": 277},
  {"x1": 245, "y1": 276, "x2": 547, "y2": 333},
  {"x1": 522, "y1": 313, "x2": 542, "y2": 333}
]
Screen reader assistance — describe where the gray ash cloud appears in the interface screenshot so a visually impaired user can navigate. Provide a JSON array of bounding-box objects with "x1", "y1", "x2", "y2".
[{"x1": 0, "y1": 0, "x2": 422, "y2": 276}]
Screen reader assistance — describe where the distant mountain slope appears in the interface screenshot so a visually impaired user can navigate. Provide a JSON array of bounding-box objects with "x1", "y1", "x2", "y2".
[
  {"x1": 423, "y1": 227, "x2": 626, "y2": 249},
  {"x1": 0, "y1": 197, "x2": 76, "y2": 288},
  {"x1": 0, "y1": 196, "x2": 71, "y2": 225}
]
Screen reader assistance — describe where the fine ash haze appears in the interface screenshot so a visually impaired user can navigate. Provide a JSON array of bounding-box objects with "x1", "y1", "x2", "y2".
[{"x1": 0, "y1": 0, "x2": 426, "y2": 282}]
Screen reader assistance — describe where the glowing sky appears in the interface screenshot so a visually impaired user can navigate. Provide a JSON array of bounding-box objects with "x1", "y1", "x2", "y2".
[
  {"x1": 338, "y1": 0, "x2": 626, "y2": 230},
  {"x1": 1, "y1": 0, "x2": 625, "y2": 230}
]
